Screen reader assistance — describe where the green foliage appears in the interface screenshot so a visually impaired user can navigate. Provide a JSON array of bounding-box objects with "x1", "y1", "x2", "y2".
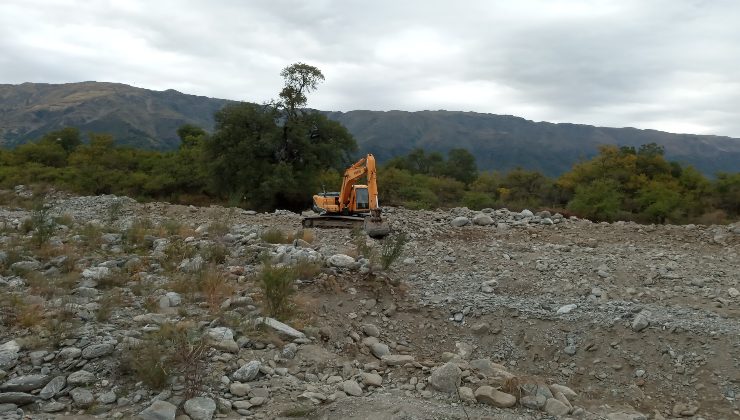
[
  {"x1": 122, "y1": 322, "x2": 208, "y2": 395},
  {"x1": 637, "y1": 180, "x2": 684, "y2": 223},
  {"x1": 258, "y1": 262, "x2": 297, "y2": 320},
  {"x1": 568, "y1": 179, "x2": 624, "y2": 221},
  {"x1": 378, "y1": 232, "x2": 407, "y2": 270},
  {"x1": 29, "y1": 201, "x2": 56, "y2": 247}
]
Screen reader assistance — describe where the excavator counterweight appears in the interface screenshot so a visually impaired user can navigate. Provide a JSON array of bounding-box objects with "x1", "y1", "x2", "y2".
[{"x1": 302, "y1": 154, "x2": 390, "y2": 238}]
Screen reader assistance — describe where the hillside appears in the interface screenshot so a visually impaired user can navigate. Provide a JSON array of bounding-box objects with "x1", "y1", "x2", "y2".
[
  {"x1": 1, "y1": 82, "x2": 739, "y2": 176},
  {"x1": 0, "y1": 82, "x2": 229, "y2": 150}
]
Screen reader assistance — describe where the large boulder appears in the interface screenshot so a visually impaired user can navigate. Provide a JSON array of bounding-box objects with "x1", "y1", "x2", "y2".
[
  {"x1": 430, "y1": 362, "x2": 462, "y2": 394},
  {"x1": 328, "y1": 254, "x2": 356, "y2": 268},
  {"x1": 474, "y1": 386, "x2": 516, "y2": 408},
  {"x1": 184, "y1": 396, "x2": 216, "y2": 420},
  {"x1": 232, "y1": 361, "x2": 261, "y2": 382},
  {"x1": 0, "y1": 341, "x2": 19, "y2": 370},
  {"x1": 0, "y1": 375, "x2": 50, "y2": 392},
  {"x1": 137, "y1": 400, "x2": 177, "y2": 420},
  {"x1": 472, "y1": 214, "x2": 494, "y2": 226},
  {"x1": 450, "y1": 217, "x2": 471, "y2": 227}
]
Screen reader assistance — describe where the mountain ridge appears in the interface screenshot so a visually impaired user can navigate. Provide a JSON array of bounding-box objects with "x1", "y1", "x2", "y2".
[{"x1": 1, "y1": 81, "x2": 739, "y2": 176}]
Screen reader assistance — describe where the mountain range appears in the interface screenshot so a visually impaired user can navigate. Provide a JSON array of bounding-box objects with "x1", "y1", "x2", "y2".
[{"x1": 1, "y1": 81, "x2": 739, "y2": 176}]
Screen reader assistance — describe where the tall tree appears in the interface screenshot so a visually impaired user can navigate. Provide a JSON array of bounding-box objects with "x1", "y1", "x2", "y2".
[{"x1": 205, "y1": 64, "x2": 356, "y2": 210}]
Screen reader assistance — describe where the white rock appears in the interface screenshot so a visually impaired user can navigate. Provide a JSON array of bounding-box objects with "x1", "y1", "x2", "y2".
[
  {"x1": 81, "y1": 266, "x2": 110, "y2": 280},
  {"x1": 254, "y1": 317, "x2": 305, "y2": 339},
  {"x1": 328, "y1": 254, "x2": 355, "y2": 268},
  {"x1": 557, "y1": 304, "x2": 577, "y2": 314}
]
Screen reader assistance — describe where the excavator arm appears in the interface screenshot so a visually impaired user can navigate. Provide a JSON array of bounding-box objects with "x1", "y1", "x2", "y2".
[{"x1": 338, "y1": 154, "x2": 380, "y2": 211}]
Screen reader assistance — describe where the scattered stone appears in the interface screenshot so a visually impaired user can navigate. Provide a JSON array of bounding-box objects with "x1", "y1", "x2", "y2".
[
  {"x1": 138, "y1": 400, "x2": 177, "y2": 420},
  {"x1": 520, "y1": 394, "x2": 547, "y2": 410},
  {"x1": 82, "y1": 266, "x2": 110, "y2": 280},
  {"x1": 0, "y1": 392, "x2": 36, "y2": 405},
  {"x1": 557, "y1": 304, "x2": 577, "y2": 314},
  {"x1": 67, "y1": 370, "x2": 96, "y2": 386},
  {"x1": 672, "y1": 403, "x2": 699, "y2": 417},
  {"x1": 729, "y1": 287, "x2": 739, "y2": 298},
  {"x1": 381, "y1": 354, "x2": 415, "y2": 366},
  {"x1": 183, "y1": 396, "x2": 216, "y2": 420},
  {"x1": 361, "y1": 372, "x2": 383, "y2": 387},
  {"x1": 545, "y1": 397, "x2": 570, "y2": 416},
  {"x1": 328, "y1": 254, "x2": 355, "y2": 268},
  {"x1": 458, "y1": 386, "x2": 476, "y2": 403},
  {"x1": 342, "y1": 380, "x2": 363, "y2": 397},
  {"x1": 0, "y1": 341, "x2": 19, "y2": 370},
  {"x1": 39, "y1": 376, "x2": 66, "y2": 400},
  {"x1": 232, "y1": 361, "x2": 261, "y2": 382},
  {"x1": 430, "y1": 362, "x2": 461, "y2": 394},
  {"x1": 474, "y1": 386, "x2": 516, "y2": 408},
  {"x1": 472, "y1": 214, "x2": 494, "y2": 226},
  {"x1": 229, "y1": 383, "x2": 250, "y2": 397},
  {"x1": 98, "y1": 391, "x2": 117, "y2": 404},
  {"x1": 632, "y1": 310, "x2": 651, "y2": 332},
  {"x1": 549, "y1": 384, "x2": 578, "y2": 399},
  {"x1": 254, "y1": 317, "x2": 305, "y2": 339},
  {"x1": 70, "y1": 388, "x2": 94, "y2": 408},
  {"x1": 0, "y1": 375, "x2": 50, "y2": 392},
  {"x1": 470, "y1": 322, "x2": 490, "y2": 335},
  {"x1": 370, "y1": 342, "x2": 390, "y2": 359},
  {"x1": 450, "y1": 216, "x2": 470, "y2": 227},
  {"x1": 361, "y1": 324, "x2": 380, "y2": 337},
  {"x1": 41, "y1": 401, "x2": 66, "y2": 413},
  {"x1": 82, "y1": 343, "x2": 114, "y2": 359}
]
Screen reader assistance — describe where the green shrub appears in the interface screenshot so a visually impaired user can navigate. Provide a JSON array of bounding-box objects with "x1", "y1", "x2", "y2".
[
  {"x1": 260, "y1": 228, "x2": 291, "y2": 244},
  {"x1": 379, "y1": 232, "x2": 407, "y2": 270},
  {"x1": 258, "y1": 262, "x2": 297, "y2": 320}
]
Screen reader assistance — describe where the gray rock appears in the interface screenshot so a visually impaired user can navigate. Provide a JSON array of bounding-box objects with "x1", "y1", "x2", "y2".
[
  {"x1": 545, "y1": 397, "x2": 570, "y2": 416},
  {"x1": 254, "y1": 317, "x2": 305, "y2": 339},
  {"x1": 67, "y1": 370, "x2": 96, "y2": 386},
  {"x1": 70, "y1": 388, "x2": 94, "y2": 408},
  {"x1": 281, "y1": 343, "x2": 297, "y2": 360},
  {"x1": 178, "y1": 255, "x2": 205, "y2": 273},
  {"x1": 0, "y1": 375, "x2": 50, "y2": 392},
  {"x1": 361, "y1": 324, "x2": 380, "y2": 337},
  {"x1": 10, "y1": 260, "x2": 41, "y2": 272},
  {"x1": 98, "y1": 391, "x2": 117, "y2": 404},
  {"x1": 39, "y1": 376, "x2": 66, "y2": 400},
  {"x1": 232, "y1": 361, "x2": 261, "y2": 382},
  {"x1": 430, "y1": 362, "x2": 461, "y2": 394},
  {"x1": 472, "y1": 214, "x2": 494, "y2": 226},
  {"x1": 57, "y1": 347, "x2": 82, "y2": 359},
  {"x1": 229, "y1": 382, "x2": 250, "y2": 397},
  {"x1": 41, "y1": 401, "x2": 66, "y2": 413},
  {"x1": 381, "y1": 355, "x2": 414, "y2": 366},
  {"x1": 520, "y1": 394, "x2": 547, "y2": 409},
  {"x1": 137, "y1": 400, "x2": 177, "y2": 420},
  {"x1": 557, "y1": 304, "x2": 577, "y2": 314},
  {"x1": 520, "y1": 209, "x2": 534, "y2": 218},
  {"x1": 632, "y1": 310, "x2": 651, "y2": 332},
  {"x1": 450, "y1": 216, "x2": 470, "y2": 227},
  {"x1": 0, "y1": 403, "x2": 16, "y2": 413},
  {"x1": 183, "y1": 396, "x2": 216, "y2": 420},
  {"x1": 549, "y1": 384, "x2": 578, "y2": 399},
  {"x1": 165, "y1": 292, "x2": 182, "y2": 306},
  {"x1": 458, "y1": 386, "x2": 476, "y2": 403},
  {"x1": 82, "y1": 343, "x2": 114, "y2": 359},
  {"x1": 328, "y1": 254, "x2": 355, "y2": 268},
  {"x1": 342, "y1": 380, "x2": 363, "y2": 396},
  {"x1": 474, "y1": 386, "x2": 516, "y2": 408},
  {"x1": 370, "y1": 342, "x2": 390, "y2": 359},
  {"x1": 361, "y1": 372, "x2": 382, "y2": 387},
  {"x1": 81, "y1": 266, "x2": 110, "y2": 280},
  {"x1": 0, "y1": 341, "x2": 19, "y2": 370},
  {"x1": 0, "y1": 392, "x2": 36, "y2": 405}
]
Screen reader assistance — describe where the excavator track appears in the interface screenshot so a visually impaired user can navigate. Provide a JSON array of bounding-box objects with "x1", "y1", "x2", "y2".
[{"x1": 302, "y1": 215, "x2": 391, "y2": 238}]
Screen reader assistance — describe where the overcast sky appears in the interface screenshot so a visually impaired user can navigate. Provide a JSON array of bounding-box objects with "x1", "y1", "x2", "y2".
[{"x1": 1, "y1": 0, "x2": 739, "y2": 137}]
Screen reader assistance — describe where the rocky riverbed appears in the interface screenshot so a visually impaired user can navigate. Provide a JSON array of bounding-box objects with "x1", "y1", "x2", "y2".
[{"x1": 0, "y1": 187, "x2": 738, "y2": 419}]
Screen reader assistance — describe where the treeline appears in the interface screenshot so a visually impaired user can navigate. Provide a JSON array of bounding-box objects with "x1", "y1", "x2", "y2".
[
  {"x1": 1, "y1": 125, "x2": 738, "y2": 224},
  {"x1": 379, "y1": 145, "x2": 739, "y2": 224}
]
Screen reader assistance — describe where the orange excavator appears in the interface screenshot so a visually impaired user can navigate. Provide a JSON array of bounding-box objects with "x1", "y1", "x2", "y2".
[{"x1": 302, "y1": 154, "x2": 390, "y2": 238}]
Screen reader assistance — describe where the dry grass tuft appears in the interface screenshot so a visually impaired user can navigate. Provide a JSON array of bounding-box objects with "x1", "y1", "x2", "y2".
[{"x1": 199, "y1": 266, "x2": 234, "y2": 313}]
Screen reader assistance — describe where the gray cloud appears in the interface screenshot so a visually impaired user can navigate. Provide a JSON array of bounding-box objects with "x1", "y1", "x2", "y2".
[{"x1": 1, "y1": 0, "x2": 739, "y2": 137}]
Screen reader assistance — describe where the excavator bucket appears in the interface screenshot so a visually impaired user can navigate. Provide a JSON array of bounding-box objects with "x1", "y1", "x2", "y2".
[{"x1": 364, "y1": 216, "x2": 391, "y2": 239}]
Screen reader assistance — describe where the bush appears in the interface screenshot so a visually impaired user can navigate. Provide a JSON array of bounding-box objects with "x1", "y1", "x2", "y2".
[
  {"x1": 198, "y1": 266, "x2": 234, "y2": 313},
  {"x1": 258, "y1": 262, "x2": 297, "y2": 320},
  {"x1": 378, "y1": 232, "x2": 408, "y2": 270},
  {"x1": 203, "y1": 243, "x2": 228, "y2": 264},
  {"x1": 28, "y1": 201, "x2": 56, "y2": 248},
  {"x1": 260, "y1": 228, "x2": 291, "y2": 244},
  {"x1": 122, "y1": 322, "x2": 208, "y2": 396}
]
